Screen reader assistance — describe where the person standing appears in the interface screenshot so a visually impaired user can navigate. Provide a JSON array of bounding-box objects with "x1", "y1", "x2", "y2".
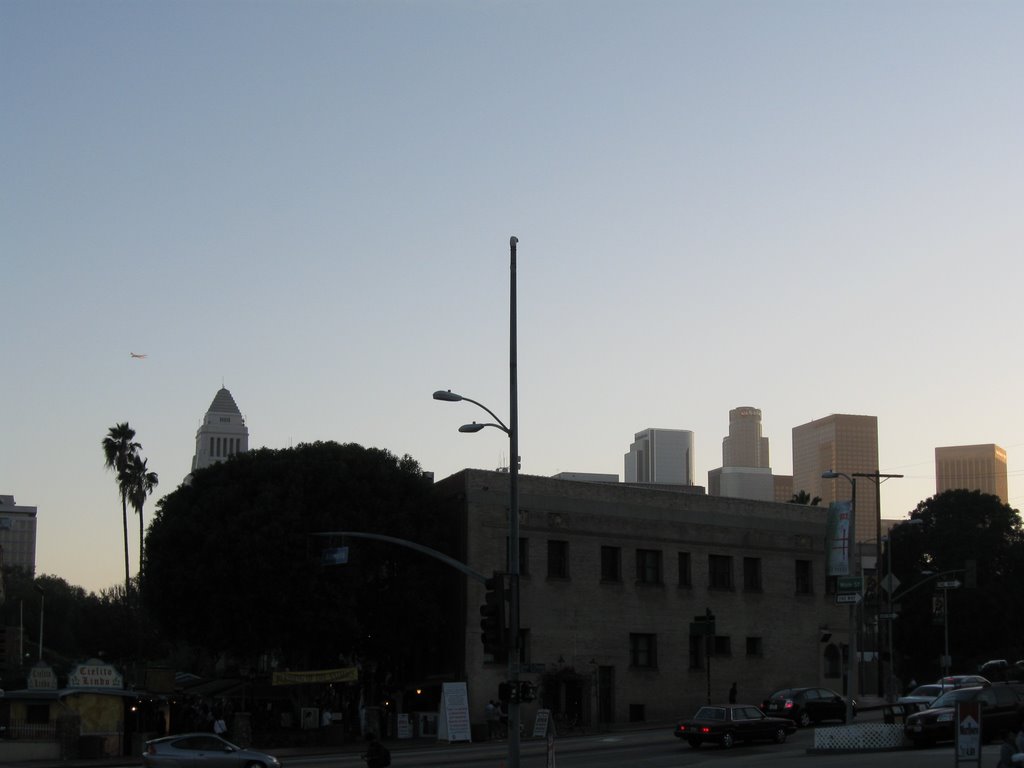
[
  {"x1": 485, "y1": 700, "x2": 499, "y2": 740},
  {"x1": 728, "y1": 682, "x2": 737, "y2": 704},
  {"x1": 996, "y1": 728, "x2": 1019, "y2": 768}
]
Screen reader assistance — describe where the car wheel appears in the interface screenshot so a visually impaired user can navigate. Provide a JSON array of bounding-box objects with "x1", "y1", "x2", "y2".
[
  {"x1": 798, "y1": 711, "x2": 812, "y2": 728},
  {"x1": 774, "y1": 727, "x2": 788, "y2": 744},
  {"x1": 721, "y1": 732, "x2": 734, "y2": 749},
  {"x1": 687, "y1": 738, "x2": 701, "y2": 749},
  {"x1": 244, "y1": 762, "x2": 266, "y2": 768}
]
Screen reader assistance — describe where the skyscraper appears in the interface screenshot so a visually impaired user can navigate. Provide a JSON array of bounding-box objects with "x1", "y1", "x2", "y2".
[
  {"x1": 190, "y1": 387, "x2": 249, "y2": 474},
  {"x1": 792, "y1": 414, "x2": 879, "y2": 544},
  {"x1": 624, "y1": 428, "x2": 694, "y2": 485},
  {"x1": 935, "y1": 444, "x2": 1008, "y2": 503},
  {"x1": 723, "y1": 407, "x2": 770, "y2": 468},
  {"x1": 708, "y1": 407, "x2": 774, "y2": 501}
]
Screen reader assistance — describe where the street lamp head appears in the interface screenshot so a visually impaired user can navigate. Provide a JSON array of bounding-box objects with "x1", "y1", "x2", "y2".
[
  {"x1": 433, "y1": 390, "x2": 464, "y2": 403},
  {"x1": 821, "y1": 470, "x2": 840, "y2": 479},
  {"x1": 459, "y1": 422, "x2": 486, "y2": 433}
]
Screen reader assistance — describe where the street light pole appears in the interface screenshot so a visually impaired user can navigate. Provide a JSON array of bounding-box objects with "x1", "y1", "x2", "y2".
[
  {"x1": 851, "y1": 471, "x2": 902, "y2": 697},
  {"x1": 433, "y1": 235, "x2": 522, "y2": 768},
  {"x1": 822, "y1": 470, "x2": 856, "y2": 724}
]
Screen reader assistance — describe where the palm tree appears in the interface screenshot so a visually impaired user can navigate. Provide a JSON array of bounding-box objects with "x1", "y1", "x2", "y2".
[
  {"x1": 102, "y1": 422, "x2": 140, "y2": 592},
  {"x1": 127, "y1": 453, "x2": 158, "y2": 574},
  {"x1": 790, "y1": 490, "x2": 822, "y2": 506}
]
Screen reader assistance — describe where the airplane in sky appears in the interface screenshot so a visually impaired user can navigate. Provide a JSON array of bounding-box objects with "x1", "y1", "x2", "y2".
[{"x1": 130, "y1": 352, "x2": 147, "y2": 359}]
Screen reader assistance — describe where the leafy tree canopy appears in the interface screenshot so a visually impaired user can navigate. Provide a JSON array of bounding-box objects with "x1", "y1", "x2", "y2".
[
  {"x1": 142, "y1": 441, "x2": 459, "y2": 685},
  {"x1": 888, "y1": 489, "x2": 1024, "y2": 681}
]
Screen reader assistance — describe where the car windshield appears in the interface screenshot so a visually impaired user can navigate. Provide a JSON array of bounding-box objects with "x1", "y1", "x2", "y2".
[
  {"x1": 931, "y1": 689, "x2": 977, "y2": 708},
  {"x1": 909, "y1": 685, "x2": 941, "y2": 697}
]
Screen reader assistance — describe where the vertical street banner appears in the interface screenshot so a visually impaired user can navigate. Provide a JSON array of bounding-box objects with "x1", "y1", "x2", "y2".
[{"x1": 826, "y1": 501, "x2": 852, "y2": 576}]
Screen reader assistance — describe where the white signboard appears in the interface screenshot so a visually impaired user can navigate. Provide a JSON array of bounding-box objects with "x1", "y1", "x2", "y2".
[
  {"x1": 956, "y1": 701, "x2": 981, "y2": 765},
  {"x1": 28, "y1": 663, "x2": 58, "y2": 690},
  {"x1": 533, "y1": 708, "x2": 552, "y2": 738},
  {"x1": 437, "y1": 682, "x2": 472, "y2": 743},
  {"x1": 396, "y1": 713, "x2": 412, "y2": 739},
  {"x1": 68, "y1": 659, "x2": 123, "y2": 689}
]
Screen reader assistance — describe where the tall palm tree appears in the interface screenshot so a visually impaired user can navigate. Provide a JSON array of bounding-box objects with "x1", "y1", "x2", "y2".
[
  {"x1": 127, "y1": 453, "x2": 159, "y2": 574},
  {"x1": 102, "y1": 422, "x2": 140, "y2": 592}
]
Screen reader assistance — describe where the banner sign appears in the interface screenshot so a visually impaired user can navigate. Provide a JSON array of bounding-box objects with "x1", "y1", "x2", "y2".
[
  {"x1": 272, "y1": 667, "x2": 358, "y2": 685},
  {"x1": 826, "y1": 501, "x2": 852, "y2": 576}
]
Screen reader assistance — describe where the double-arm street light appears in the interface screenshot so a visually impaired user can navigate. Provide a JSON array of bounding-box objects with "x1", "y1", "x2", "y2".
[
  {"x1": 434, "y1": 235, "x2": 521, "y2": 768},
  {"x1": 822, "y1": 470, "x2": 856, "y2": 724},
  {"x1": 851, "y1": 471, "x2": 903, "y2": 698}
]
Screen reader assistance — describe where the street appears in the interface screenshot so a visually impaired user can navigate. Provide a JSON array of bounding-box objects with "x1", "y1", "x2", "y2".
[{"x1": 282, "y1": 727, "x2": 1006, "y2": 768}]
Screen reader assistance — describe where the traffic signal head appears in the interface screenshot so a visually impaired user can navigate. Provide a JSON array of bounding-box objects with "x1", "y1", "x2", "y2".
[
  {"x1": 480, "y1": 571, "x2": 508, "y2": 661},
  {"x1": 518, "y1": 681, "x2": 537, "y2": 702}
]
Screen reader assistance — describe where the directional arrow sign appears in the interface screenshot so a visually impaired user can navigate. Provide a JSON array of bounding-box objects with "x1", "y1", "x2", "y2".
[
  {"x1": 836, "y1": 593, "x2": 862, "y2": 605},
  {"x1": 937, "y1": 580, "x2": 962, "y2": 589}
]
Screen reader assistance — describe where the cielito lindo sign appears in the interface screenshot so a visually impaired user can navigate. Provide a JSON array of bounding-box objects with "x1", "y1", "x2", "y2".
[{"x1": 68, "y1": 659, "x2": 124, "y2": 689}]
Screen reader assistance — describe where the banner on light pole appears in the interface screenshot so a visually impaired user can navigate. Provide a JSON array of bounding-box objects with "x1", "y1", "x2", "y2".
[{"x1": 826, "y1": 501, "x2": 852, "y2": 576}]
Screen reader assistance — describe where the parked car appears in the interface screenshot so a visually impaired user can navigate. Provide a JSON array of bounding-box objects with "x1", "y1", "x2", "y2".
[
  {"x1": 979, "y1": 660, "x2": 1024, "y2": 682},
  {"x1": 142, "y1": 734, "x2": 281, "y2": 768},
  {"x1": 938, "y1": 674, "x2": 990, "y2": 688},
  {"x1": 674, "y1": 704, "x2": 796, "y2": 749},
  {"x1": 904, "y1": 684, "x2": 1024, "y2": 747},
  {"x1": 762, "y1": 687, "x2": 854, "y2": 727},
  {"x1": 897, "y1": 683, "x2": 952, "y2": 712}
]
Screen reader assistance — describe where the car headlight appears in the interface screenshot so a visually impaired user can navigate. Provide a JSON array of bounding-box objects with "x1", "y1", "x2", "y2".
[{"x1": 937, "y1": 713, "x2": 954, "y2": 723}]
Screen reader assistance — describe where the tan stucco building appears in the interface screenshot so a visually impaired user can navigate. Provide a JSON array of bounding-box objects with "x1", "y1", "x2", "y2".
[{"x1": 434, "y1": 470, "x2": 850, "y2": 726}]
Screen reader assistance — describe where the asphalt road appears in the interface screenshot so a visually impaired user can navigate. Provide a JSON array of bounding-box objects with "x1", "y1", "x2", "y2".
[{"x1": 283, "y1": 727, "x2": 1005, "y2": 768}]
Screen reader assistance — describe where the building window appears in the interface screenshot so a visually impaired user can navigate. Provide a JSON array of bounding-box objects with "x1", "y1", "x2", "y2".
[
  {"x1": 678, "y1": 551, "x2": 692, "y2": 587},
  {"x1": 743, "y1": 557, "x2": 762, "y2": 592},
  {"x1": 746, "y1": 636, "x2": 764, "y2": 657},
  {"x1": 795, "y1": 559, "x2": 813, "y2": 594},
  {"x1": 636, "y1": 549, "x2": 663, "y2": 585},
  {"x1": 629, "y1": 633, "x2": 657, "y2": 668},
  {"x1": 689, "y1": 632, "x2": 705, "y2": 669},
  {"x1": 712, "y1": 635, "x2": 732, "y2": 656},
  {"x1": 547, "y1": 540, "x2": 569, "y2": 579},
  {"x1": 601, "y1": 545, "x2": 622, "y2": 582},
  {"x1": 708, "y1": 554, "x2": 733, "y2": 590}
]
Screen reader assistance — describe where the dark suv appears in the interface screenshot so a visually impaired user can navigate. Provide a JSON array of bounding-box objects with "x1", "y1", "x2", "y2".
[
  {"x1": 762, "y1": 687, "x2": 853, "y2": 727},
  {"x1": 904, "y1": 684, "x2": 1024, "y2": 747}
]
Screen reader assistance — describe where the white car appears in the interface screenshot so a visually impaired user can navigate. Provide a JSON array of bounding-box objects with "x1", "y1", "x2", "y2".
[{"x1": 897, "y1": 683, "x2": 950, "y2": 711}]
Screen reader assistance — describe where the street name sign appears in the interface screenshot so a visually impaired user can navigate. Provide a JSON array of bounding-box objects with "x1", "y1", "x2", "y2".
[
  {"x1": 835, "y1": 593, "x2": 862, "y2": 605},
  {"x1": 837, "y1": 576, "x2": 863, "y2": 593},
  {"x1": 937, "y1": 580, "x2": 962, "y2": 589}
]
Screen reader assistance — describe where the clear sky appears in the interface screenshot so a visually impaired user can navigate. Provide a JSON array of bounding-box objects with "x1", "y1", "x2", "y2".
[{"x1": 3, "y1": 1, "x2": 1023, "y2": 595}]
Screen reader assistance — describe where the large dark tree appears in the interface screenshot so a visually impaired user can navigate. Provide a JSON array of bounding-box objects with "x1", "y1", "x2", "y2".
[
  {"x1": 888, "y1": 489, "x2": 1024, "y2": 684},
  {"x1": 142, "y1": 441, "x2": 461, "y2": 694}
]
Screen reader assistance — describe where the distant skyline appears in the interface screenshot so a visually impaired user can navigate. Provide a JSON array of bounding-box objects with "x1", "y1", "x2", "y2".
[{"x1": 3, "y1": 1, "x2": 1023, "y2": 593}]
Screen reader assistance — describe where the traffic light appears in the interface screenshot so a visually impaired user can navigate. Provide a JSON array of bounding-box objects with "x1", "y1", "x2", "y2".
[
  {"x1": 481, "y1": 571, "x2": 508, "y2": 661},
  {"x1": 518, "y1": 681, "x2": 537, "y2": 702}
]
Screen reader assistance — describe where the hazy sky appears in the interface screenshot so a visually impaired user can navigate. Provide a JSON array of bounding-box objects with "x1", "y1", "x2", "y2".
[{"x1": 3, "y1": 1, "x2": 1023, "y2": 594}]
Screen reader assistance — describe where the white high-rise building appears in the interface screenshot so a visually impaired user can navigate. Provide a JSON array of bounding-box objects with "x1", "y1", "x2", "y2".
[
  {"x1": 624, "y1": 428, "x2": 694, "y2": 485},
  {"x1": 190, "y1": 387, "x2": 249, "y2": 474}
]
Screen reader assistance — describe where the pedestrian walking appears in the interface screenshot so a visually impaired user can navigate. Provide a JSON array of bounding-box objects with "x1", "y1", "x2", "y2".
[{"x1": 728, "y1": 682, "x2": 737, "y2": 704}]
